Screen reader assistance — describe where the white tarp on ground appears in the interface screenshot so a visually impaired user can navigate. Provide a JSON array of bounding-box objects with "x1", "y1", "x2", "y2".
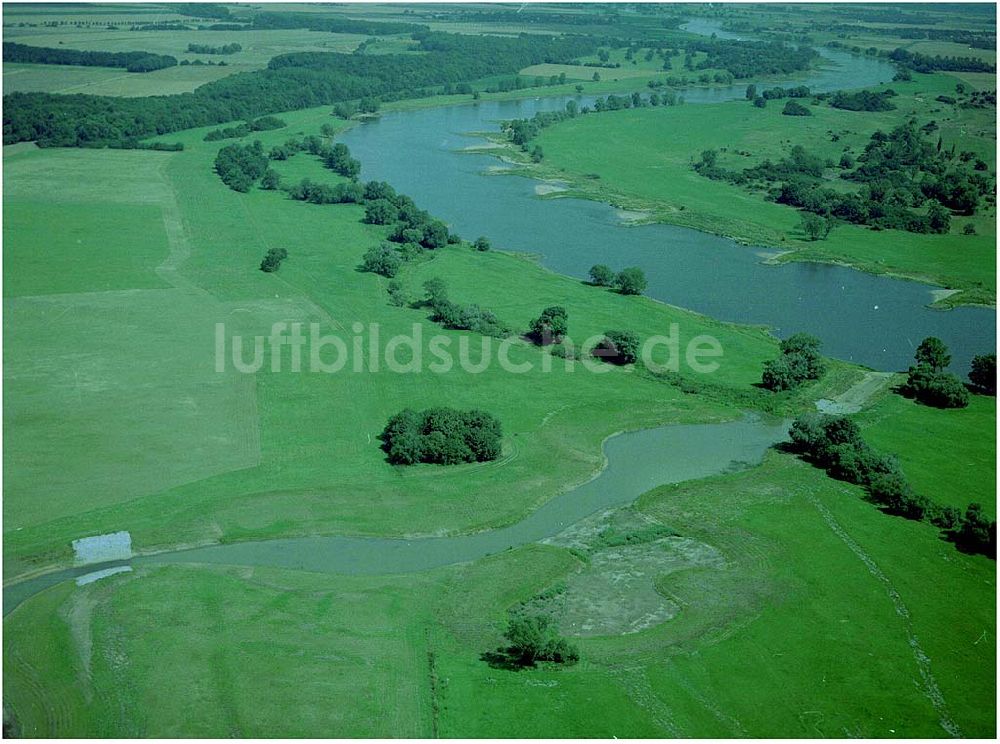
[
  {"x1": 71, "y1": 531, "x2": 132, "y2": 565},
  {"x1": 75, "y1": 566, "x2": 132, "y2": 586}
]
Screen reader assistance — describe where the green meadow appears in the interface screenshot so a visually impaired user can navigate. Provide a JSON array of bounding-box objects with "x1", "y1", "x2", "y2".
[
  {"x1": 529, "y1": 73, "x2": 996, "y2": 304},
  {"x1": 2, "y1": 4, "x2": 995, "y2": 738}
]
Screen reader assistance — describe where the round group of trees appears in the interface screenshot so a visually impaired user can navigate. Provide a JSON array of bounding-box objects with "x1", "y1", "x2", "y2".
[
  {"x1": 381, "y1": 408, "x2": 502, "y2": 466},
  {"x1": 761, "y1": 333, "x2": 826, "y2": 391},
  {"x1": 588, "y1": 264, "x2": 648, "y2": 295}
]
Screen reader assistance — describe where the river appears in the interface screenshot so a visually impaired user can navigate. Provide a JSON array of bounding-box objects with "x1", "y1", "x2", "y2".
[
  {"x1": 338, "y1": 23, "x2": 994, "y2": 374},
  {"x1": 4, "y1": 25, "x2": 995, "y2": 613}
]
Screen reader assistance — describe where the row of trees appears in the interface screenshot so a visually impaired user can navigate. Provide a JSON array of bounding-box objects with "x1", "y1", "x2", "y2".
[
  {"x1": 381, "y1": 407, "x2": 502, "y2": 465},
  {"x1": 187, "y1": 42, "x2": 242, "y2": 54},
  {"x1": 588, "y1": 264, "x2": 647, "y2": 295},
  {"x1": 203, "y1": 115, "x2": 286, "y2": 142},
  {"x1": 422, "y1": 278, "x2": 512, "y2": 338},
  {"x1": 4, "y1": 30, "x2": 598, "y2": 147},
  {"x1": 2, "y1": 41, "x2": 176, "y2": 72},
  {"x1": 788, "y1": 413, "x2": 995, "y2": 557}
]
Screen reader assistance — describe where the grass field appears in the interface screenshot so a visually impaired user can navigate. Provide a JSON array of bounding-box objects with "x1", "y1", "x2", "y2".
[
  {"x1": 5, "y1": 452, "x2": 994, "y2": 737},
  {"x1": 527, "y1": 72, "x2": 996, "y2": 304},
  {"x1": 859, "y1": 388, "x2": 996, "y2": 516},
  {"x1": 2, "y1": 5, "x2": 995, "y2": 737},
  {"x1": 4, "y1": 105, "x2": 807, "y2": 576}
]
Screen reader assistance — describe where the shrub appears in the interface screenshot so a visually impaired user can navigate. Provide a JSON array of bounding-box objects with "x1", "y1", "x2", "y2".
[
  {"x1": 528, "y1": 306, "x2": 568, "y2": 344},
  {"x1": 615, "y1": 267, "x2": 648, "y2": 296},
  {"x1": 595, "y1": 329, "x2": 639, "y2": 365},
  {"x1": 360, "y1": 243, "x2": 402, "y2": 278},
  {"x1": 588, "y1": 264, "x2": 615, "y2": 286},
  {"x1": 473, "y1": 236, "x2": 491, "y2": 252},
  {"x1": 953, "y1": 503, "x2": 997, "y2": 557},
  {"x1": 259, "y1": 247, "x2": 288, "y2": 273},
  {"x1": 381, "y1": 407, "x2": 502, "y2": 465},
  {"x1": 969, "y1": 353, "x2": 996, "y2": 394}
]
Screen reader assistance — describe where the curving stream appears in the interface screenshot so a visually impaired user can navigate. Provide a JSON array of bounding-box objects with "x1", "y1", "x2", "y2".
[
  {"x1": 4, "y1": 416, "x2": 788, "y2": 614},
  {"x1": 4, "y1": 24, "x2": 995, "y2": 613}
]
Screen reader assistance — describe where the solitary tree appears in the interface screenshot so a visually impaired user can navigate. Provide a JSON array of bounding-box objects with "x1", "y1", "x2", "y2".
[
  {"x1": 596, "y1": 329, "x2": 640, "y2": 365},
  {"x1": 588, "y1": 264, "x2": 615, "y2": 287},
  {"x1": 915, "y1": 337, "x2": 951, "y2": 372},
  {"x1": 259, "y1": 247, "x2": 288, "y2": 273},
  {"x1": 801, "y1": 212, "x2": 831, "y2": 241},
  {"x1": 615, "y1": 267, "x2": 648, "y2": 296},
  {"x1": 474, "y1": 236, "x2": 491, "y2": 252},
  {"x1": 529, "y1": 306, "x2": 568, "y2": 344},
  {"x1": 969, "y1": 353, "x2": 996, "y2": 394},
  {"x1": 501, "y1": 614, "x2": 579, "y2": 666}
]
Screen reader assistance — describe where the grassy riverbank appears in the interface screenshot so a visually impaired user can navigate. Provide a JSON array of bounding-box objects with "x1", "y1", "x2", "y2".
[{"x1": 517, "y1": 73, "x2": 996, "y2": 306}]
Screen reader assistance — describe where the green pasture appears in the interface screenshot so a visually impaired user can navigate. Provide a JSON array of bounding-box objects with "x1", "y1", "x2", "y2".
[{"x1": 859, "y1": 389, "x2": 996, "y2": 515}]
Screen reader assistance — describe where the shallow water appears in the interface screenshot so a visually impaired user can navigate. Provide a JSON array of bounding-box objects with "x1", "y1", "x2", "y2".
[{"x1": 4, "y1": 415, "x2": 787, "y2": 613}]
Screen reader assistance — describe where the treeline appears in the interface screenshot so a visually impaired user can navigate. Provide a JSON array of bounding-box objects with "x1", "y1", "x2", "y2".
[
  {"x1": 187, "y1": 42, "x2": 241, "y2": 55},
  {"x1": 787, "y1": 413, "x2": 995, "y2": 557},
  {"x1": 694, "y1": 120, "x2": 992, "y2": 234},
  {"x1": 825, "y1": 89, "x2": 897, "y2": 112},
  {"x1": 2, "y1": 31, "x2": 598, "y2": 147},
  {"x1": 248, "y1": 10, "x2": 426, "y2": 36},
  {"x1": 888, "y1": 47, "x2": 995, "y2": 74},
  {"x1": 825, "y1": 40, "x2": 996, "y2": 74},
  {"x1": 204, "y1": 115, "x2": 286, "y2": 141},
  {"x1": 683, "y1": 37, "x2": 817, "y2": 79},
  {"x1": 2, "y1": 41, "x2": 177, "y2": 73}
]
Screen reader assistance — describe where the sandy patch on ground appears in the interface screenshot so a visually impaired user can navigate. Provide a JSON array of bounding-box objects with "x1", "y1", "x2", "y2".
[{"x1": 534, "y1": 181, "x2": 569, "y2": 196}]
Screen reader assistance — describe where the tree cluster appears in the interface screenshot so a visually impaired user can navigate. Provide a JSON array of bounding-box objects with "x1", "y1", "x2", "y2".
[
  {"x1": 888, "y1": 47, "x2": 996, "y2": 74},
  {"x1": 683, "y1": 37, "x2": 817, "y2": 79},
  {"x1": 484, "y1": 613, "x2": 579, "y2": 668},
  {"x1": 422, "y1": 278, "x2": 512, "y2": 338},
  {"x1": 900, "y1": 337, "x2": 969, "y2": 409},
  {"x1": 381, "y1": 407, "x2": 502, "y2": 465},
  {"x1": 587, "y1": 264, "x2": 647, "y2": 295},
  {"x1": 761, "y1": 333, "x2": 825, "y2": 391},
  {"x1": 694, "y1": 120, "x2": 992, "y2": 234},
  {"x1": 187, "y1": 42, "x2": 242, "y2": 55},
  {"x1": 214, "y1": 141, "x2": 268, "y2": 192}
]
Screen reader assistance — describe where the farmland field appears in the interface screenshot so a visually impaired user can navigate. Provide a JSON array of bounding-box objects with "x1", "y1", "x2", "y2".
[{"x1": 2, "y1": 2, "x2": 996, "y2": 739}]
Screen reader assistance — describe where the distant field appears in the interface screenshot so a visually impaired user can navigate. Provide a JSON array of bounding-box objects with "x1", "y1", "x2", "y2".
[{"x1": 3, "y1": 61, "x2": 238, "y2": 96}]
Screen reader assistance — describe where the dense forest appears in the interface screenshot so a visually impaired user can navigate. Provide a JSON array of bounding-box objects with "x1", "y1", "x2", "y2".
[
  {"x1": 3, "y1": 32, "x2": 597, "y2": 147},
  {"x1": 3, "y1": 41, "x2": 177, "y2": 72},
  {"x1": 684, "y1": 37, "x2": 817, "y2": 78}
]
